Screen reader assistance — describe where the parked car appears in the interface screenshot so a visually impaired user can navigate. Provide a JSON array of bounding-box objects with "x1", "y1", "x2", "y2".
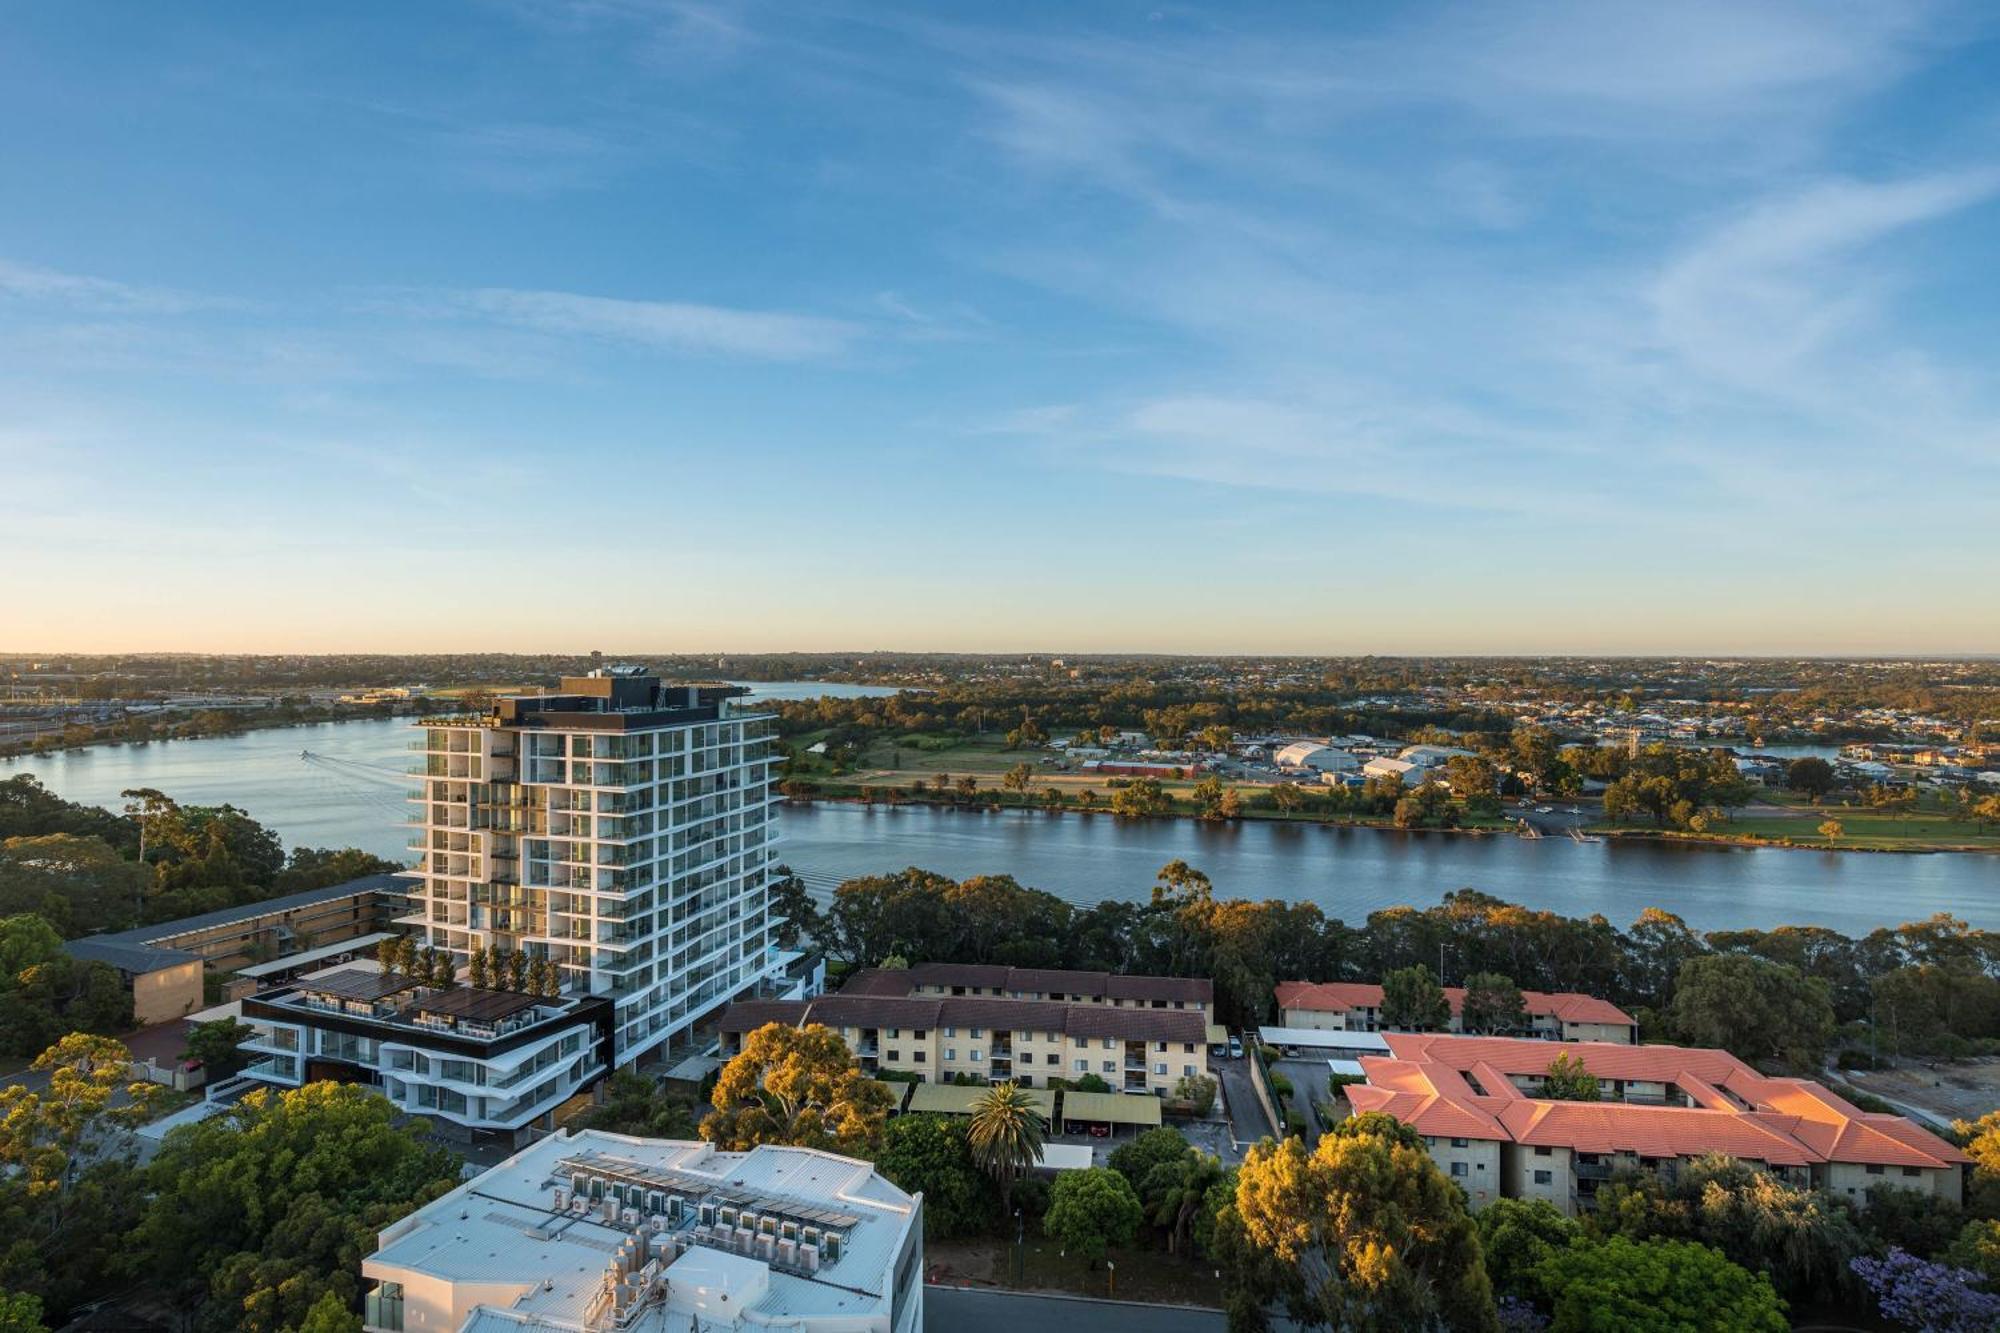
[{"x1": 1227, "y1": 1037, "x2": 1244, "y2": 1059}]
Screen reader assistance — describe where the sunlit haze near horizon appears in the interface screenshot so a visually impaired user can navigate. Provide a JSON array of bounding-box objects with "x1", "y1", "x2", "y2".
[{"x1": 4, "y1": 3, "x2": 1999, "y2": 655}]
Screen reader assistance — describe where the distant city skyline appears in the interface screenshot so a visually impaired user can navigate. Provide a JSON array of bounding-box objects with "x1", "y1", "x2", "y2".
[{"x1": 4, "y1": 3, "x2": 1998, "y2": 654}]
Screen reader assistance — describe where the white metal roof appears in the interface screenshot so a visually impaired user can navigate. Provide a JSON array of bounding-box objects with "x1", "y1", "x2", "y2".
[
  {"x1": 1258, "y1": 1026, "x2": 1393, "y2": 1053},
  {"x1": 1034, "y1": 1144, "x2": 1096, "y2": 1171},
  {"x1": 362, "y1": 1130, "x2": 918, "y2": 1332}
]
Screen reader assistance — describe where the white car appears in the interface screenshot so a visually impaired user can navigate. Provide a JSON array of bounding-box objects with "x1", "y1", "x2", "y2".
[{"x1": 1535, "y1": 805, "x2": 1553, "y2": 813}]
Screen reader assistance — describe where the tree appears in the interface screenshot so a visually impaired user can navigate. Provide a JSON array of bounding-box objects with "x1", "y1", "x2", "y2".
[
  {"x1": 1623, "y1": 907, "x2": 1709, "y2": 1012},
  {"x1": 1044, "y1": 1167, "x2": 1141, "y2": 1267},
  {"x1": 1954, "y1": 1109, "x2": 2000, "y2": 1218},
  {"x1": 702, "y1": 1023, "x2": 893, "y2": 1156},
  {"x1": 1191, "y1": 776, "x2": 1229, "y2": 819},
  {"x1": 1268, "y1": 782, "x2": 1304, "y2": 814},
  {"x1": 181, "y1": 1019, "x2": 257, "y2": 1079},
  {"x1": 768, "y1": 867, "x2": 822, "y2": 950},
  {"x1": 505, "y1": 950, "x2": 528, "y2": 991},
  {"x1": 1110, "y1": 778, "x2": 1171, "y2": 818},
  {"x1": 138, "y1": 1082, "x2": 459, "y2": 1332},
  {"x1": 1944, "y1": 1218, "x2": 2000, "y2": 1286},
  {"x1": 466, "y1": 946, "x2": 488, "y2": 988},
  {"x1": 1002, "y1": 764, "x2": 1035, "y2": 796},
  {"x1": 967, "y1": 1082, "x2": 1045, "y2": 1216},
  {"x1": 1142, "y1": 1149, "x2": 1227, "y2": 1256},
  {"x1": 1461, "y1": 973, "x2": 1527, "y2": 1035},
  {"x1": 1786, "y1": 757, "x2": 1836, "y2": 802},
  {"x1": 0, "y1": 914, "x2": 62, "y2": 978},
  {"x1": 1541, "y1": 1051, "x2": 1600, "y2": 1102},
  {"x1": 1588, "y1": 1155, "x2": 1866, "y2": 1302},
  {"x1": 0, "y1": 1292, "x2": 45, "y2": 1333},
  {"x1": 0, "y1": 834, "x2": 144, "y2": 936},
  {"x1": 376, "y1": 936, "x2": 403, "y2": 975},
  {"x1": 1108, "y1": 1127, "x2": 1191, "y2": 1188},
  {"x1": 1444, "y1": 754, "x2": 1501, "y2": 801},
  {"x1": 1393, "y1": 781, "x2": 1456, "y2": 830},
  {"x1": 876, "y1": 1114, "x2": 992, "y2": 1239},
  {"x1": 296, "y1": 1290, "x2": 362, "y2": 1333},
  {"x1": 1172, "y1": 1072, "x2": 1218, "y2": 1115},
  {"x1": 573, "y1": 1071, "x2": 697, "y2": 1139},
  {"x1": 1850, "y1": 1248, "x2": 2000, "y2": 1333},
  {"x1": 1818, "y1": 818, "x2": 1843, "y2": 845},
  {"x1": 0, "y1": 775, "x2": 137, "y2": 852},
  {"x1": 1233, "y1": 1114, "x2": 1499, "y2": 1331},
  {"x1": 0, "y1": 1034, "x2": 161, "y2": 1193},
  {"x1": 270, "y1": 847, "x2": 400, "y2": 897},
  {"x1": 1475, "y1": 1198, "x2": 1579, "y2": 1302},
  {"x1": 1536, "y1": 1236, "x2": 1786, "y2": 1332},
  {"x1": 1381, "y1": 963, "x2": 1453, "y2": 1032},
  {"x1": 1670, "y1": 954, "x2": 1835, "y2": 1067}
]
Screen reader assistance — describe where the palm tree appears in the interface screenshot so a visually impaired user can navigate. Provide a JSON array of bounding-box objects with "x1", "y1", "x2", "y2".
[{"x1": 967, "y1": 1082, "x2": 1044, "y2": 1214}]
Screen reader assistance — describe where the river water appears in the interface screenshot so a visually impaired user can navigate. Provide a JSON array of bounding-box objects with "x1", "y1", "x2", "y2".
[{"x1": 5, "y1": 706, "x2": 1993, "y2": 936}]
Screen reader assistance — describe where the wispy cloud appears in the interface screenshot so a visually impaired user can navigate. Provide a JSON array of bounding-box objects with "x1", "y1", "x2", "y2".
[
  {"x1": 421, "y1": 121, "x2": 625, "y2": 194},
  {"x1": 0, "y1": 259, "x2": 227, "y2": 315},
  {"x1": 1650, "y1": 169, "x2": 2000, "y2": 393},
  {"x1": 435, "y1": 287, "x2": 864, "y2": 361}
]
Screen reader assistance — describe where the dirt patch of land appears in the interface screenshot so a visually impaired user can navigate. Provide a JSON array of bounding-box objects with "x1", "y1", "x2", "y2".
[
  {"x1": 926, "y1": 1236, "x2": 1221, "y2": 1306},
  {"x1": 1842, "y1": 1058, "x2": 2000, "y2": 1124}
]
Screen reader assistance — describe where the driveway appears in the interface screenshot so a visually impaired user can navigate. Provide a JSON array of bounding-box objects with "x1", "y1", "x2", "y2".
[
  {"x1": 1273, "y1": 1059, "x2": 1334, "y2": 1144},
  {"x1": 1211, "y1": 1055, "x2": 1275, "y2": 1146}
]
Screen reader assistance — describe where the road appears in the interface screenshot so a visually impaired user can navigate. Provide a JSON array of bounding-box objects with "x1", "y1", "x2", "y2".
[{"x1": 926, "y1": 1285, "x2": 1221, "y2": 1333}]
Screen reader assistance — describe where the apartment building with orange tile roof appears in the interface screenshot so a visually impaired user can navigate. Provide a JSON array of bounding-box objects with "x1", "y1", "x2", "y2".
[
  {"x1": 1275, "y1": 980, "x2": 1637, "y2": 1044},
  {"x1": 1346, "y1": 1033, "x2": 1967, "y2": 1215}
]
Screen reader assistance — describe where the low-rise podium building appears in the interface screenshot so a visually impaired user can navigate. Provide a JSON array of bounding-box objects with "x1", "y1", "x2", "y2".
[{"x1": 358, "y1": 1129, "x2": 921, "y2": 1333}]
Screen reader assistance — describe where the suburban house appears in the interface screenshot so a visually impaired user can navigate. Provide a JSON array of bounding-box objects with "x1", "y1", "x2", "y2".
[
  {"x1": 1275, "y1": 980, "x2": 1637, "y2": 1044},
  {"x1": 1345, "y1": 1033, "x2": 1968, "y2": 1214}
]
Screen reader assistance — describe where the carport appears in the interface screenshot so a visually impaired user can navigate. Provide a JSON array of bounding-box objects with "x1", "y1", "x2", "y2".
[
  {"x1": 1060, "y1": 1090, "x2": 1162, "y2": 1138},
  {"x1": 907, "y1": 1083, "x2": 1056, "y2": 1119}
]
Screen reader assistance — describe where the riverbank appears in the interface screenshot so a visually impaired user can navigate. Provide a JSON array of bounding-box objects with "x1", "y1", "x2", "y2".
[
  {"x1": 781, "y1": 776, "x2": 2000, "y2": 855},
  {"x1": 0, "y1": 699, "x2": 463, "y2": 760}
]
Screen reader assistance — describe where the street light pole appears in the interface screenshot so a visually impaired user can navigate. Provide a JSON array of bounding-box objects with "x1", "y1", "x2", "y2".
[{"x1": 1014, "y1": 1209, "x2": 1023, "y2": 1284}]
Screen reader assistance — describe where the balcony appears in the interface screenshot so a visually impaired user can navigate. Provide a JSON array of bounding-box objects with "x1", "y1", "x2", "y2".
[{"x1": 364, "y1": 1283, "x2": 405, "y2": 1333}]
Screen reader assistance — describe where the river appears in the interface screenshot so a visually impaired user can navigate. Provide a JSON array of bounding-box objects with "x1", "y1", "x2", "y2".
[{"x1": 4, "y1": 708, "x2": 1993, "y2": 936}]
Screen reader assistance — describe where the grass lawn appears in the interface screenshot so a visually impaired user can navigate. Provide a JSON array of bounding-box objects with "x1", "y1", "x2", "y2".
[
  {"x1": 855, "y1": 733, "x2": 1046, "y2": 776},
  {"x1": 1594, "y1": 808, "x2": 2000, "y2": 851},
  {"x1": 926, "y1": 1235, "x2": 1222, "y2": 1307}
]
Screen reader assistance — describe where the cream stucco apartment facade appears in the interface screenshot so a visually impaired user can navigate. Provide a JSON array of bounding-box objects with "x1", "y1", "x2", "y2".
[
  {"x1": 720, "y1": 965, "x2": 1214, "y2": 1096},
  {"x1": 1277, "y1": 980, "x2": 1637, "y2": 1044},
  {"x1": 1347, "y1": 1033, "x2": 1968, "y2": 1215}
]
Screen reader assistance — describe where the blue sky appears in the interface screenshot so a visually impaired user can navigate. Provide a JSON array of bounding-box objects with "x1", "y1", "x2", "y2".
[{"x1": 4, "y1": 1, "x2": 1998, "y2": 654}]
